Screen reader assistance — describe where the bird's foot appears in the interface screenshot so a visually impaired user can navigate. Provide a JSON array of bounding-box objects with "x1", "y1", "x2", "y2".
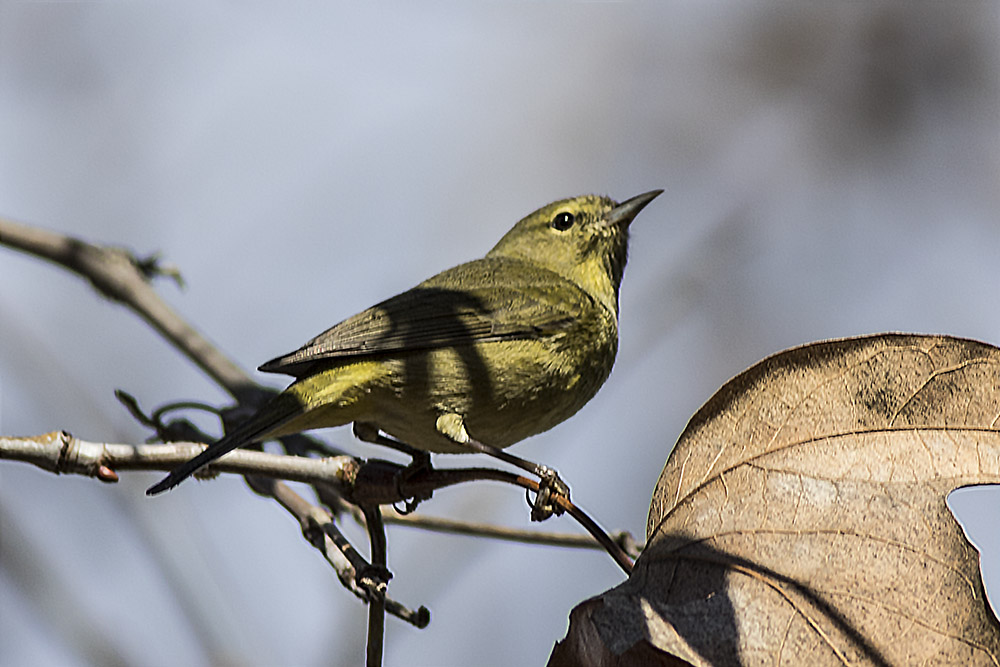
[
  {"x1": 393, "y1": 451, "x2": 433, "y2": 514},
  {"x1": 528, "y1": 465, "x2": 570, "y2": 522}
]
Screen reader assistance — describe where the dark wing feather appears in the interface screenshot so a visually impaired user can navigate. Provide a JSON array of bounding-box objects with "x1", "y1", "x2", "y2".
[{"x1": 258, "y1": 257, "x2": 593, "y2": 378}]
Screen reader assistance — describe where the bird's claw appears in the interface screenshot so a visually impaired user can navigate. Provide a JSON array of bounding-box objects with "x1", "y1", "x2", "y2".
[
  {"x1": 527, "y1": 465, "x2": 570, "y2": 522},
  {"x1": 392, "y1": 453, "x2": 433, "y2": 514}
]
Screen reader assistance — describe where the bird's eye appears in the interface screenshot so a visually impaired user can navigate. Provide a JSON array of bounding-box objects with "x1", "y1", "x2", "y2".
[{"x1": 550, "y1": 212, "x2": 575, "y2": 231}]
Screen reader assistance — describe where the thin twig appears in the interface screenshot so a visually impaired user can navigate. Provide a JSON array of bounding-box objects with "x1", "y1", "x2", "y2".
[
  {"x1": 383, "y1": 510, "x2": 643, "y2": 558},
  {"x1": 345, "y1": 461, "x2": 635, "y2": 573},
  {"x1": 362, "y1": 505, "x2": 389, "y2": 667},
  {"x1": 477, "y1": 472, "x2": 636, "y2": 574},
  {"x1": 247, "y1": 476, "x2": 427, "y2": 628},
  {"x1": 385, "y1": 465, "x2": 635, "y2": 573}
]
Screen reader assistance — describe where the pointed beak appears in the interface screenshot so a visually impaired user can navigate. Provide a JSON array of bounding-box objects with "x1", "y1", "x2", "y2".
[{"x1": 607, "y1": 189, "x2": 663, "y2": 228}]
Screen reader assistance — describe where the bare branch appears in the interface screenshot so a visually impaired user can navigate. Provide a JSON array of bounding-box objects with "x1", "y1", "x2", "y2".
[
  {"x1": 0, "y1": 431, "x2": 358, "y2": 488},
  {"x1": 0, "y1": 216, "x2": 258, "y2": 402},
  {"x1": 1, "y1": 431, "x2": 643, "y2": 563},
  {"x1": 247, "y1": 476, "x2": 429, "y2": 629},
  {"x1": 349, "y1": 463, "x2": 635, "y2": 574},
  {"x1": 0, "y1": 428, "x2": 432, "y2": 627},
  {"x1": 362, "y1": 505, "x2": 389, "y2": 667}
]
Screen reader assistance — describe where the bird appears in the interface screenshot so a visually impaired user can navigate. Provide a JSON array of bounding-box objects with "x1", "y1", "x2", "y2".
[{"x1": 147, "y1": 190, "x2": 662, "y2": 506}]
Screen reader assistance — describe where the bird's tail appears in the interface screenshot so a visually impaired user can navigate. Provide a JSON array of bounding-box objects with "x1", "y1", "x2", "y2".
[{"x1": 146, "y1": 393, "x2": 301, "y2": 496}]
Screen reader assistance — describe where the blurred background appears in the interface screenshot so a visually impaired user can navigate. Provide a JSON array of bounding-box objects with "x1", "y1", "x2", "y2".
[{"x1": 1, "y1": 3, "x2": 998, "y2": 665}]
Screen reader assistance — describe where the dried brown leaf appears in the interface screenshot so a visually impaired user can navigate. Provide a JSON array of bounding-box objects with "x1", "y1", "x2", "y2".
[{"x1": 552, "y1": 334, "x2": 1000, "y2": 666}]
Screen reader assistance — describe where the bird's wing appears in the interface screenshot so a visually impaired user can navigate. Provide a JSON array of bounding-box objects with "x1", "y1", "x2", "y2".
[{"x1": 258, "y1": 257, "x2": 594, "y2": 378}]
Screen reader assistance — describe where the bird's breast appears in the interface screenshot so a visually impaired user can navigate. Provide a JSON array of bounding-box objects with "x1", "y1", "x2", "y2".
[{"x1": 369, "y1": 310, "x2": 618, "y2": 451}]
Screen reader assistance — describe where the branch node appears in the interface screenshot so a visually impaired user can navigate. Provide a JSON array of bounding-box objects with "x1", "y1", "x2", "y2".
[{"x1": 357, "y1": 564, "x2": 393, "y2": 601}]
